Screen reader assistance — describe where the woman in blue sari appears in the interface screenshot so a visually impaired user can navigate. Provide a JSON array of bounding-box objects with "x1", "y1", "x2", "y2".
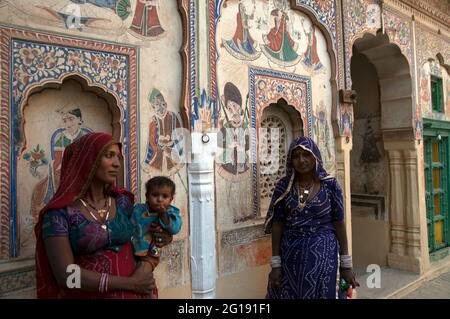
[{"x1": 265, "y1": 136, "x2": 358, "y2": 299}]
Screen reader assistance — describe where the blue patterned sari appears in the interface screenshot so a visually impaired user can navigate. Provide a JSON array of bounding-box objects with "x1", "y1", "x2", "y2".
[{"x1": 265, "y1": 136, "x2": 344, "y2": 299}]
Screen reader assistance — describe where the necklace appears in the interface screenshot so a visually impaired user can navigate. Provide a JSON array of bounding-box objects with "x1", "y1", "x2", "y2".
[
  {"x1": 297, "y1": 182, "x2": 313, "y2": 208},
  {"x1": 80, "y1": 197, "x2": 111, "y2": 230},
  {"x1": 84, "y1": 198, "x2": 109, "y2": 219}
]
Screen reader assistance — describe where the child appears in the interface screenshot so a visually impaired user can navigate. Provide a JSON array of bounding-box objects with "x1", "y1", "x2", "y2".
[{"x1": 131, "y1": 176, "x2": 182, "y2": 276}]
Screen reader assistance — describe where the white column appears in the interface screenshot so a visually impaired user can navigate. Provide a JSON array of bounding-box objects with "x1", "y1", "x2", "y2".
[{"x1": 188, "y1": 132, "x2": 217, "y2": 298}]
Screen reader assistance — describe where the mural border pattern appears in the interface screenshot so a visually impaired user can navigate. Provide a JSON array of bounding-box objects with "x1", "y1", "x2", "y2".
[{"x1": 0, "y1": 26, "x2": 138, "y2": 258}]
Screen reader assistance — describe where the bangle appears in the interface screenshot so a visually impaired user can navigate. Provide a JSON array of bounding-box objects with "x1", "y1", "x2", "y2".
[
  {"x1": 340, "y1": 255, "x2": 352, "y2": 268},
  {"x1": 270, "y1": 255, "x2": 282, "y2": 268},
  {"x1": 99, "y1": 273, "x2": 109, "y2": 293}
]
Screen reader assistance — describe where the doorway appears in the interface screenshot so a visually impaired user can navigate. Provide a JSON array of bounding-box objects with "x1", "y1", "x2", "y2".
[{"x1": 423, "y1": 119, "x2": 450, "y2": 257}]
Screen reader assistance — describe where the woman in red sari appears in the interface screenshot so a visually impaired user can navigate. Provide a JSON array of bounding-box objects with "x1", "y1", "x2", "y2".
[{"x1": 34, "y1": 132, "x2": 170, "y2": 298}]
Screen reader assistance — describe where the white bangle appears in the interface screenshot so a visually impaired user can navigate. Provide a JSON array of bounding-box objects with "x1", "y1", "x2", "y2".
[
  {"x1": 340, "y1": 255, "x2": 352, "y2": 268},
  {"x1": 270, "y1": 256, "x2": 282, "y2": 268}
]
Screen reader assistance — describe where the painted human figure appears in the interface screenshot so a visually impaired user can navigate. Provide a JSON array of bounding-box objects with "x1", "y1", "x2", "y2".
[
  {"x1": 30, "y1": 108, "x2": 92, "y2": 220},
  {"x1": 314, "y1": 101, "x2": 332, "y2": 165},
  {"x1": 342, "y1": 104, "x2": 353, "y2": 136},
  {"x1": 219, "y1": 82, "x2": 250, "y2": 176},
  {"x1": 129, "y1": 0, "x2": 165, "y2": 38},
  {"x1": 420, "y1": 68, "x2": 431, "y2": 107},
  {"x1": 69, "y1": 0, "x2": 131, "y2": 19},
  {"x1": 260, "y1": 0, "x2": 300, "y2": 66},
  {"x1": 38, "y1": 0, "x2": 131, "y2": 31},
  {"x1": 223, "y1": 0, "x2": 261, "y2": 61},
  {"x1": 360, "y1": 118, "x2": 381, "y2": 163},
  {"x1": 143, "y1": 89, "x2": 183, "y2": 173},
  {"x1": 414, "y1": 103, "x2": 423, "y2": 140},
  {"x1": 301, "y1": 20, "x2": 323, "y2": 70}
]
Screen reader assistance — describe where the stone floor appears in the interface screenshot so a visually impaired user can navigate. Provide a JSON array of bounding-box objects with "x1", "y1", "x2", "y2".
[
  {"x1": 2, "y1": 256, "x2": 450, "y2": 299},
  {"x1": 355, "y1": 254, "x2": 450, "y2": 299},
  {"x1": 403, "y1": 270, "x2": 450, "y2": 299}
]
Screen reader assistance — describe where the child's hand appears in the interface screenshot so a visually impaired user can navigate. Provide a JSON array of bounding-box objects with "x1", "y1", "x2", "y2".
[
  {"x1": 149, "y1": 223, "x2": 173, "y2": 247},
  {"x1": 157, "y1": 208, "x2": 170, "y2": 225}
]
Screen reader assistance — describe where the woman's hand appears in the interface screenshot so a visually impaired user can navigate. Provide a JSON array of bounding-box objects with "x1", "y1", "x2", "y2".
[
  {"x1": 149, "y1": 223, "x2": 173, "y2": 248},
  {"x1": 340, "y1": 267, "x2": 360, "y2": 288},
  {"x1": 129, "y1": 264, "x2": 156, "y2": 294},
  {"x1": 269, "y1": 267, "x2": 282, "y2": 289}
]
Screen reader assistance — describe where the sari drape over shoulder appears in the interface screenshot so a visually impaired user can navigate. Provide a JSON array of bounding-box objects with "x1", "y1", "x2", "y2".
[
  {"x1": 34, "y1": 132, "x2": 146, "y2": 299},
  {"x1": 264, "y1": 136, "x2": 344, "y2": 299}
]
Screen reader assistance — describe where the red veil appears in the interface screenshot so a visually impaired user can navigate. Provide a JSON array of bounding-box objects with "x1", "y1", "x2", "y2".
[{"x1": 34, "y1": 132, "x2": 145, "y2": 298}]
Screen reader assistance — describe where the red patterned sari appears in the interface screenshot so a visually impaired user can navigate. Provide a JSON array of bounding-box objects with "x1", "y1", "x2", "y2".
[{"x1": 34, "y1": 132, "x2": 150, "y2": 299}]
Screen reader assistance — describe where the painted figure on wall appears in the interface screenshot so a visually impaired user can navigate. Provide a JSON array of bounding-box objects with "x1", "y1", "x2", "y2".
[
  {"x1": 414, "y1": 103, "x2": 423, "y2": 140},
  {"x1": 260, "y1": 0, "x2": 300, "y2": 67},
  {"x1": 420, "y1": 68, "x2": 431, "y2": 113},
  {"x1": 35, "y1": 0, "x2": 131, "y2": 32},
  {"x1": 129, "y1": 0, "x2": 165, "y2": 38},
  {"x1": 301, "y1": 19, "x2": 323, "y2": 71},
  {"x1": 341, "y1": 102, "x2": 353, "y2": 136},
  {"x1": 30, "y1": 108, "x2": 92, "y2": 220},
  {"x1": 223, "y1": 0, "x2": 261, "y2": 61},
  {"x1": 143, "y1": 89, "x2": 183, "y2": 174},
  {"x1": 313, "y1": 101, "x2": 332, "y2": 167},
  {"x1": 70, "y1": 0, "x2": 131, "y2": 19},
  {"x1": 219, "y1": 82, "x2": 250, "y2": 178},
  {"x1": 360, "y1": 117, "x2": 381, "y2": 163}
]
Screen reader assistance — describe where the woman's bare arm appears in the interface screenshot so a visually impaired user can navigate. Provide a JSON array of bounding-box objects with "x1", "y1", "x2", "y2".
[
  {"x1": 44, "y1": 237, "x2": 155, "y2": 293},
  {"x1": 332, "y1": 220, "x2": 349, "y2": 255},
  {"x1": 271, "y1": 221, "x2": 284, "y2": 257}
]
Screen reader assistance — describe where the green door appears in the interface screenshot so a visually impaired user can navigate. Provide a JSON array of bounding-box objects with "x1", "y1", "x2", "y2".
[{"x1": 424, "y1": 119, "x2": 450, "y2": 253}]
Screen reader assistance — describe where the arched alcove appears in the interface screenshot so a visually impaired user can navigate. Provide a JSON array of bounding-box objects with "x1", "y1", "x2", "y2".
[
  {"x1": 16, "y1": 75, "x2": 122, "y2": 258},
  {"x1": 352, "y1": 32, "x2": 413, "y2": 132},
  {"x1": 258, "y1": 98, "x2": 303, "y2": 217}
]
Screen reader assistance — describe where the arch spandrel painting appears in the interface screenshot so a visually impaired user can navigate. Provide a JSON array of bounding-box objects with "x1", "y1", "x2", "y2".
[
  {"x1": 17, "y1": 79, "x2": 113, "y2": 258},
  {"x1": 0, "y1": 0, "x2": 167, "y2": 40},
  {"x1": 216, "y1": 0, "x2": 335, "y2": 223},
  {"x1": 420, "y1": 60, "x2": 450, "y2": 121},
  {"x1": 219, "y1": 0, "x2": 328, "y2": 75}
]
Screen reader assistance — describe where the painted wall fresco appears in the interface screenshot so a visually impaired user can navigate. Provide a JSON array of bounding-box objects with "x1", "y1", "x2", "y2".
[
  {"x1": 216, "y1": 0, "x2": 334, "y2": 229},
  {"x1": 419, "y1": 60, "x2": 450, "y2": 121},
  {"x1": 18, "y1": 80, "x2": 111, "y2": 258},
  {"x1": 0, "y1": 31, "x2": 140, "y2": 259},
  {"x1": 383, "y1": 7, "x2": 413, "y2": 66},
  {"x1": 350, "y1": 116, "x2": 387, "y2": 195},
  {"x1": 0, "y1": 0, "x2": 167, "y2": 41},
  {"x1": 0, "y1": 0, "x2": 189, "y2": 290},
  {"x1": 142, "y1": 88, "x2": 184, "y2": 176},
  {"x1": 217, "y1": 82, "x2": 251, "y2": 181},
  {"x1": 219, "y1": 225, "x2": 270, "y2": 276},
  {"x1": 343, "y1": 0, "x2": 382, "y2": 88},
  {"x1": 341, "y1": 0, "x2": 380, "y2": 139},
  {"x1": 416, "y1": 25, "x2": 450, "y2": 123}
]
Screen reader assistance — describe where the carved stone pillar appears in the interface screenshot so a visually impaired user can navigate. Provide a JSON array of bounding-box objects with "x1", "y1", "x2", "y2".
[
  {"x1": 188, "y1": 132, "x2": 217, "y2": 298},
  {"x1": 404, "y1": 149, "x2": 421, "y2": 257},
  {"x1": 387, "y1": 150, "x2": 407, "y2": 257},
  {"x1": 385, "y1": 136, "x2": 428, "y2": 274}
]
